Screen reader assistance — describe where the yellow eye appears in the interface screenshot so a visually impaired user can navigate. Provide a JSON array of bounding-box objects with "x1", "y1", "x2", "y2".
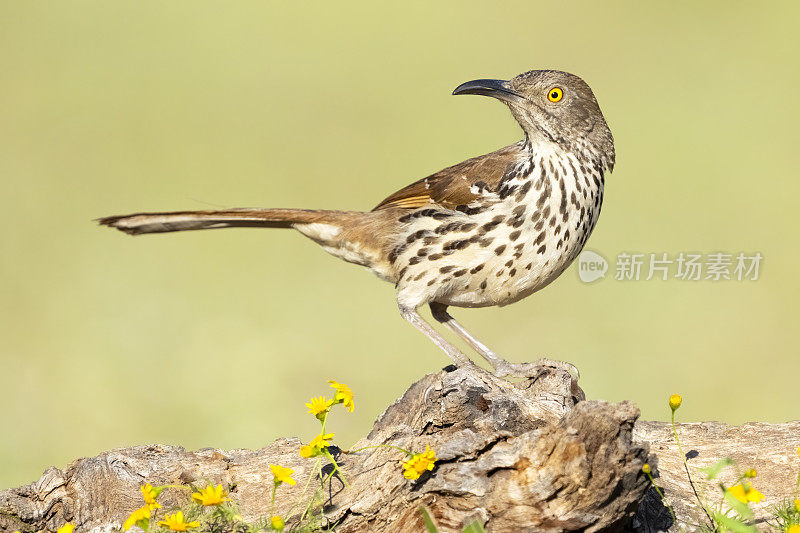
[{"x1": 547, "y1": 87, "x2": 564, "y2": 103}]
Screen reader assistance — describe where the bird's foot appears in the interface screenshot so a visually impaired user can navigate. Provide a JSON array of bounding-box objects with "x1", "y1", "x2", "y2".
[{"x1": 490, "y1": 358, "x2": 579, "y2": 380}]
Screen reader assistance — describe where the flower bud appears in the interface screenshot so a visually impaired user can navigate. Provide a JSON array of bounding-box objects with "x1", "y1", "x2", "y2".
[
  {"x1": 669, "y1": 394, "x2": 682, "y2": 412},
  {"x1": 271, "y1": 515, "x2": 285, "y2": 531}
]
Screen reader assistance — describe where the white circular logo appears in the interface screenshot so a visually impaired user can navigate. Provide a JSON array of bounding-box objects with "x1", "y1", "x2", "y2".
[{"x1": 578, "y1": 250, "x2": 608, "y2": 283}]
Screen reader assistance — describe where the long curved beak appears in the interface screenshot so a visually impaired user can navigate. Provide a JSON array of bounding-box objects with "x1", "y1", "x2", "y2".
[{"x1": 452, "y1": 79, "x2": 524, "y2": 104}]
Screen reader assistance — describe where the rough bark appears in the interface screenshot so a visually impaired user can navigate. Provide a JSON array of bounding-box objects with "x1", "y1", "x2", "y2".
[{"x1": 1, "y1": 361, "x2": 797, "y2": 533}]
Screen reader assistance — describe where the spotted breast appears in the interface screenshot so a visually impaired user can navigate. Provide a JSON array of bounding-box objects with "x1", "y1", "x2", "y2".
[{"x1": 390, "y1": 137, "x2": 606, "y2": 310}]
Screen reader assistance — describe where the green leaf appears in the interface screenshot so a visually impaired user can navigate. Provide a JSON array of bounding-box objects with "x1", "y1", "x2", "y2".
[
  {"x1": 702, "y1": 458, "x2": 734, "y2": 480},
  {"x1": 724, "y1": 491, "x2": 754, "y2": 520},
  {"x1": 712, "y1": 511, "x2": 757, "y2": 533},
  {"x1": 419, "y1": 507, "x2": 439, "y2": 533},
  {"x1": 462, "y1": 520, "x2": 488, "y2": 533}
]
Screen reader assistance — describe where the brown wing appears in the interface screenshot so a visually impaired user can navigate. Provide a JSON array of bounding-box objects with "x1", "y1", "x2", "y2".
[{"x1": 372, "y1": 143, "x2": 524, "y2": 211}]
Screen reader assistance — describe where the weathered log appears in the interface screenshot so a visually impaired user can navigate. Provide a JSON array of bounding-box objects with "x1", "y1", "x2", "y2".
[
  {"x1": 631, "y1": 420, "x2": 800, "y2": 532},
  {"x1": 0, "y1": 361, "x2": 651, "y2": 532},
  {"x1": 3, "y1": 361, "x2": 797, "y2": 533}
]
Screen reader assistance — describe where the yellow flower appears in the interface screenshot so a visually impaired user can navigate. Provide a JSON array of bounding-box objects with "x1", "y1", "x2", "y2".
[
  {"x1": 787, "y1": 526, "x2": 800, "y2": 533},
  {"x1": 794, "y1": 499, "x2": 800, "y2": 513},
  {"x1": 642, "y1": 463, "x2": 651, "y2": 475},
  {"x1": 271, "y1": 515, "x2": 286, "y2": 531},
  {"x1": 402, "y1": 445, "x2": 437, "y2": 480},
  {"x1": 744, "y1": 468, "x2": 757, "y2": 478},
  {"x1": 328, "y1": 380, "x2": 355, "y2": 412},
  {"x1": 158, "y1": 511, "x2": 200, "y2": 531},
  {"x1": 270, "y1": 464, "x2": 297, "y2": 486},
  {"x1": 140, "y1": 483, "x2": 162, "y2": 510},
  {"x1": 306, "y1": 396, "x2": 334, "y2": 419},
  {"x1": 727, "y1": 483, "x2": 764, "y2": 504},
  {"x1": 669, "y1": 394, "x2": 682, "y2": 412},
  {"x1": 123, "y1": 506, "x2": 151, "y2": 531},
  {"x1": 299, "y1": 433, "x2": 335, "y2": 458},
  {"x1": 57, "y1": 524, "x2": 75, "y2": 533},
  {"x1": 191, "y1": 484, "x2": 229, "y2": 506}
]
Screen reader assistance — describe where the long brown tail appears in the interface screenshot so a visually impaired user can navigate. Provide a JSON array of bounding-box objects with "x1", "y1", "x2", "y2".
[
  {"x1": 98, "y1": 207, "x2": 396, "y2": 279},
  {"x1": 97, "y1": 208, "x2": 353, "y2": 236}
]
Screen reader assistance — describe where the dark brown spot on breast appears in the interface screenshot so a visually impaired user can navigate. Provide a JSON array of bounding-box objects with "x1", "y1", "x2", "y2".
[
  {"x1": 470, "y1": 264, "x2": 485, "y2": 273},
  {"x1": 443, "y1": 239, "x2": 470, "y2": 251},
  {"x1": 439, "y1": 265, "x2": 455, "y2": 273},
  {"x1": 406, "y1": 230, "x2": 426, "y2": 243},
  {"x1": 509, "y1": 230, "x2": 521, "y2": 241},
  {"x1": 494, "y1": 245, "x2": 506, "y2": 255},
  {"x1": 559, "y1": 177, "x2": 568, "y2": 215}
]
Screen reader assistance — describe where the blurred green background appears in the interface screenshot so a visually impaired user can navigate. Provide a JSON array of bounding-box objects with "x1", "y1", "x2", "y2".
[{"x1": 2, "y1": 1, "x2": 798, "y2": 489}]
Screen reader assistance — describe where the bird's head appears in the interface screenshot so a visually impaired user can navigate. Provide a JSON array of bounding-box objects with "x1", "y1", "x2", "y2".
[{"x1": 453, "y1": 70, "x2": 614, "y2": 171}]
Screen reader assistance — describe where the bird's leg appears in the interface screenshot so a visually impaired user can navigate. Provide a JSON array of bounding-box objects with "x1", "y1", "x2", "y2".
[
  {"x1": 398, "y1": 304, "x2": 473, "y2": 368},
  {"x1": 429, "y1": 302, "x2": 577, "y2": 379}
]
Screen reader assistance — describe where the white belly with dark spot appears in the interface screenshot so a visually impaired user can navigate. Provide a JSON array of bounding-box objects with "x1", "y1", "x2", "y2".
[{"x1": 394, "y1": 151, "x2": 604, "y2": 309}]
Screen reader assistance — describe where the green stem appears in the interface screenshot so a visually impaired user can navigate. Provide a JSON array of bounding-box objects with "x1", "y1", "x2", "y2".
[
  {"x1": 323, "y1": 449, "x2": 350, "y2": 487},
  {"x1": 320, "y1": 410, "x2": 329, "y2": 435},
  {"x1": 645, "y1": 471, "x2": 677, "y2": 526},
  {"x1": 344, "y1": 444, "x2": 413, "y2": 456},
  {"x1": 296, "y1": 458, "x2": 322, "y2": 523},
  {"x1": 672, "y1": 411, "x2": 714, "y2": 527}
]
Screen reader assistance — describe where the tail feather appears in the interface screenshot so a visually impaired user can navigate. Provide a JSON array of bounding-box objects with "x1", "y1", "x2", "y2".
[
  {"x1": 97, "y1": 208, "x2": 348, "y2": 236},
  {"x1": 98, "y1": 207, "x2": 397, "y2": 280}
]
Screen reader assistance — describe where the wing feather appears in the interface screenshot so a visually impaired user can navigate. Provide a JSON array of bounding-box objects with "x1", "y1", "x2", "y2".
[{"x1": 372, "y1": 143, "x2": 524, "y2": 211}]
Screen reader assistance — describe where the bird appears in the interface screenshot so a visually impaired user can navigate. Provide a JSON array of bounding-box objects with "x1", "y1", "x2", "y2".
[{"x1": 99, "y1": 69, "x2": 614, "y2": 378}]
